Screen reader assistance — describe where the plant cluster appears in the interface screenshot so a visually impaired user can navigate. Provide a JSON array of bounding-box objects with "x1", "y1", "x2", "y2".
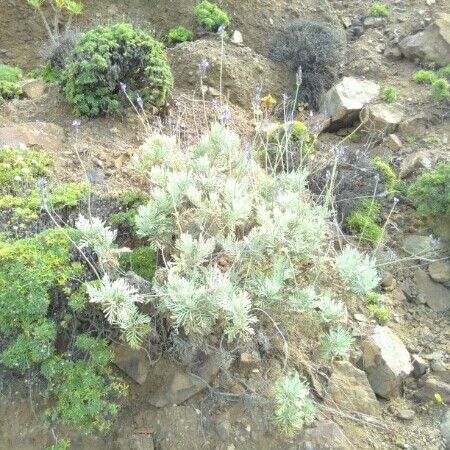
[
  {"x1": 0, "y1": 63, "x2": 23, "y2": 100},
  {"x1": 273, "y1": 371, "x2": 315, "y2": 437},
  {"x1": 257, "y1": 121, "x2": 314, "y2": 172},
  {"x1": 62, "y1": 23, "x2": 173, "y2": 116},
  {"x1": 346, "y1": 199, "x2": 382, "y2": 245},
  {"x1": 167, "y1": 26, "x2": 194, "y2": 44},
  {"x1": 412, "y1": 69, "x2": 450, "y2": 102},
  {"x1": 0, "y1": 148, "x2": 87, "y2": 228},
  {"x1": 0, "y1": 228, "x2": 125, "y2": 433},
  {"x1": 372, "y1": 156, "x2": 406, "y2": 199},
  {"x1": 383, "y1": 85, "x2": 398, "y2": 103},
  {"x1": 408, "y1": 163, "x2": 450, "y2": 215},
  {"x1": 369, "y1": 3, "x2": 391, "y2": 18},
  {"x1": 268, "y1": 20, "x2": 345, "y2": 109},
  {"x1": 194, "y1": 0, "x2": 230, "y2": 31}
]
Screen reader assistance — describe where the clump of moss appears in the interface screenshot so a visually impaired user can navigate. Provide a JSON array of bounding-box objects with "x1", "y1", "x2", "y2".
[
  {"x1": 119, "y1": 246, "x2": 157, "y2": 281},
  {"x1": 167, "y1": 26, "x2": 194, "y2": 44},
  {"x1": 369, "y1": 3, "x2": 391, "y2": 17},
  {"x1": 408, "y1": 163, "x2": 450, "y2": 215},
  {"x1": 431, "y1": 78, "x2": 450, "y2": 102},
  {"x1": 437, "y1": 64, "x2": 450, "y2": 80},
  {"x1": 109, "y1": 190, "x2": 149, "y2": 229},
  {"x1": 412, "y1": 69, "x2": 438, "y2": 85},
  {"x1": 0, "y1": 64, "x2": 23, "y2": 100},
  {"x1": 369, "y1": 304, "x2": 390, "y2": 323},
  {"x1": 346, "y1": 199, "x2": 382, "y2": 245},
  {"x1": 0, "y1": 63, "x2": 22, "y2": 82}
]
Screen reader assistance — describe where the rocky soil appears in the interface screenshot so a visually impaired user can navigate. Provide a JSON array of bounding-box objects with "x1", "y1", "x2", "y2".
[{"x1": 0, "y1": 0, "x2": 449, "y2": 449}]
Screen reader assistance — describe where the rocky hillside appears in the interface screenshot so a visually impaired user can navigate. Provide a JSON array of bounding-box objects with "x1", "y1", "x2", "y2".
[{"x1": 0, "y1": 1, "x2": 449, "y2": 449}]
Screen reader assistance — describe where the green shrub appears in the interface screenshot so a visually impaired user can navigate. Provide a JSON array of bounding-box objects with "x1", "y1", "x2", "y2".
[
  {"x1": 167, "y1": 26, "x2": 194, "y2": 44},
  {"x1": 194, "y1": 0, "x2": 230, "y2": 31},
  {"x1": 437, "y1": 64, "x2": 450, "y2": 80},
  {"x1": 369, "y1": 3, "x2": 390, "y2": 17},
  {"x1": 27, "y1": 63, "x2": 61, "y2": 82},
  {"x1": 0, "y1": 63, "x2": 22, "y2": 82},
  {"x1": 408, "y1": 163, "x2": 450, "y2": 215},
  {"x1": 346, "y1": 199, "x2": 382, "y2": 245},
  {"x1": 119, "y1": 246, "x2": 157, "y2": 281},
  {"x1": 62, "y1": 23, "x2": 173, "y2": 117},
  {"x1": 431, "y1": 78, "x2": 450, "y2": 102},
  {"x1": 383, "y1": 85, "x2": 398, "y2": 103},
  {"x1": 0, "y1": 80, "x2": 22, "y2": 100},
  {"x1": 369, "y1": 304, "x2": 390, "y2": 323},
  {"x1": 412, "y1": 69, "x2": 437, "y2": 85},
  {"x1": 41, "y1": 334, "x2": 127, "y2": 433}
]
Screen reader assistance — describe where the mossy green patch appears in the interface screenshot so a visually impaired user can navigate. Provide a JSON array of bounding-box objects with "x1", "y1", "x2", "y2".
[
  {"x1": 119, "y1": 245, "x2": 157, "y2": 281},
  {"x1": 346, "y1": 199, "x2": 382, "y2": 245},
  {"x1": 372, "y1": 157, "x2": 406, "y2": 199}
]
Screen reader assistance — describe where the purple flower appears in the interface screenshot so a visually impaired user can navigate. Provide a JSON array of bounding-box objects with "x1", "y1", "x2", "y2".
[
  {"x1": 211, "y1": 98, "x2": 219, "y2": 109},
  {"x1": 72, "y1": 119, "x2": 81, "y2": 132},
  {"x1": 154, "y1": 116, "x2": 162, "y2": 129},
  {"x1": 220, "y1": 107, "x2": 231, "y2": 124},
  {"x1": 38, "y1": 177, "x2": 47, "y2": 192},
  {"x1": 198, "y1": 59, "x2": 210, "y2": 76},
  {"x1": 296, "y1": 66, "x2": 303, "y2": 86},
  {"x1": 136, "y1": 94, "x2": 144, "y2": 109},
  {"x1": 174, "y1": 99, "x2": 181, "y2": 109},
  {"x1": 119, "y1": 81, "x2": 127, "y2": 93}
]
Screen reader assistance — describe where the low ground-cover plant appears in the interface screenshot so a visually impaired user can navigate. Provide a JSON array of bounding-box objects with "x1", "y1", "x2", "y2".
[
  {"x1": 431, "y1": 78, "x2": 450, "y2": 102},
  {"x1": 408, "y1": 163, "x2": 450, "y2": 215},
  {"x1": 167, "y1": 26, "x2": 194, "y2": 44},
  {"x1": 369, "y1": 3, "x2": 391, "y2": 17},
  {"x1": 383, "y1": 85, "x2": 398, "y2": 103},
  {"x1": 372, "y1": 156, "x2": 406, "y2": 199},
  {"x1": 62, "y1": 23, "x2": 173, "y2": 116},
  {"x1": 268, "y1": 20, "x2": 345, "y2": 109},
  {"x1": 195, "y1": 0, "x2": 230, "y2": 31},
  {"x1": 346, "y1": 199, "x2": 382, "y2": 245},
  {"x1": 412, "y1": 69, "x2": 450, "y2": 102},
  {"x1": 413, "y1": 69, "x2": 437, "y2": 85},
  {"x1": 0, "y1": 64, "x2": 23, "y2": 100}
]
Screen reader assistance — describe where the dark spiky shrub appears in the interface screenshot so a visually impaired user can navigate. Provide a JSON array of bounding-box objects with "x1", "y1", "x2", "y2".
[
  {"x1": 43, "y1": 28, "x2": 80, "y2": 69},
  {"x1": 61, "y1": 23, "x2": 173, "y2": 117},
  {"x1": 268, "y1": 20, "x2": 345, "y2": 109}
]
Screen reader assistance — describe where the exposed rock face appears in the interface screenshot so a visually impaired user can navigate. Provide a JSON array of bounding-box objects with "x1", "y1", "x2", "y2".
[
  {"x1": 167, "y1": 40, "x2": 295, "y2": 109},
  {"x1": 399, "y1": 13, "x2": 450, "y2": 64},
  {"x1": 414, "y1": 371, "x2": 450, "y2": 404},
  {"x1": 114, "y1": 344, "x2": 150, "y2": 385},
  {"x1": 147, "y1": 356, "x2": 220, "y2": 407},
  {"x1": 429, "y1": 261, "x2": 450, "y2": 284},
  {"x1": 19, "y1": 79, "x2": 46, "y2": 99},
  {"x1": 327, "y1": 361, "x2": 381, "y2": 416},
  {"x1": 301, "y1": 420, "x2": 349, "y2": 449},
  {"x1": 0, "y1": 122, "x2": 65, "y2": 152},
  {"x1": 414, "y1": 269, "x2": 450, "y2": 312},
  {"x1": 360, "y1": 103, "x2": 404, "y2": 134},
  {"x1": 441, "y1": 410, "x2": 450, "y2": 450},
  {"x1": 116, "y1": 434, "x2": 154, "y2": 450},
  {"x1": 399, "y1": 152, "x2": 432, "y2": 179},
  {"x1": 320, "y1": 77, "x2": 380, "y2": 130},
  {"x1": 362, "y1": 326, "x2": 413, "y2": 399}
]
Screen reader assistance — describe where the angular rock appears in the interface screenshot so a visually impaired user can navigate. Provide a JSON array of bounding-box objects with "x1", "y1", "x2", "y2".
[
  {"x1": 414, "y1": 269, "x2": 450, "y2": 312},
  {"x1": 231, "y1": 30, "x2": 243, "y2": 46},
  {"x1": 147, "y1": 357, "x2": 220, "y2": 407},
  {"x1": 411, "y1": 354, "x2": 428, "y2": 378},
  {"x1": 399, "y1": 13, "x2": 450, "y2": 64},
  {"x1": 114, "y1": 344, "x2": 150, "y2": 385},
  {"x1": 386, "y1": 133, "x2": 402, "y2": 151},
  {"x1": 395, "y1": 408, "x2": 415, "y2": 421},
  {"x1": 327, "y1": 361, "x2": 381, "y2": 416},
  {"x1": 0, "y1": 122, "x2": 65, "y2": 153},
  {"x1": 429, "y1": 261, "x2": 450, "y2": 284},
  {"x1": 399, "y1": 152, "x2": 432, "y2": 179},
  {"x1": 19, "y1": 79, "x2": 46, "y2": 99},
  {"x1": 361, "y1": 103, "x2": 404, "y2": 134},
  {"x1": 414, "y1": 372, "x2": 450, "y2": 403},
  {"x1": 401, "y1": 234, "x2": 444, "y2": 259},
  {"x1": 362, "y1": 326, "x2": 413, "y2": 399},
  {"x1": 320, "y1": 77, "x2": 380, "y2": 130},
  {"x1": 116, "y1": 434, "x2": 154, "y2": 450},
  {"x1": 301, "y1": 420, "x2": 349, "y2": 450}
]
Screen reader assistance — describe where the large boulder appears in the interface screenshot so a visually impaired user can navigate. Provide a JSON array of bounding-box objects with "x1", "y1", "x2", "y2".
[
  {"x1": 429, "y1": 261, "x2": 450, "y2": 284},
  {"x1": 167, "y1": 40, "x2": 295, "y2": 109},
  {"x1": 362, "y1": 326, "x2": 413, "y2": 399},
  {"x1": 360, "y1": 103, "x2": 404, "y2": 134},
  {"x1": 19, "y1": 79, "x2": 46, "y2": 100},
  {"x1": 399, "y1": 13, "x2": 450, "y2": 64},
  {"x1": 320, "y1": 77, "x2": 380, "y2": 130},
  {"x1": 301, "y1": 420, "x2": 349, "y2": 450},
  {"x1": 327, "y1": 361, "x2": 381, "y2": 416},
  {"x1": 0, "y1": 122, "x2": 64, "y2": 152},
  {"x1": 414, "y1": 269, "x2": 450, "y2": 312},
  {"x1": 114, "y1": 344, "x2": 150, "y2": 385}
]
